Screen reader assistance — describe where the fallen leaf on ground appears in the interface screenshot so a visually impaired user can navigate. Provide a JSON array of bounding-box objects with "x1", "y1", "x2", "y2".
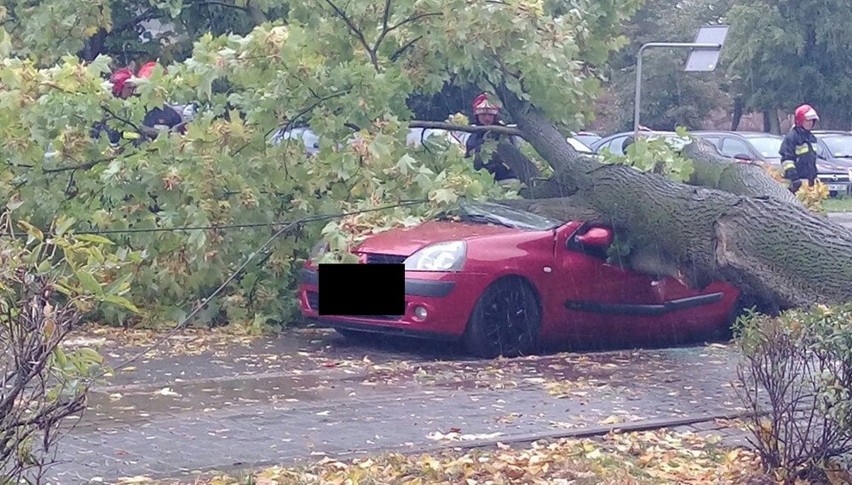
[{"x1": 184, "y1": 428, "x2": 765, "y2": 485}]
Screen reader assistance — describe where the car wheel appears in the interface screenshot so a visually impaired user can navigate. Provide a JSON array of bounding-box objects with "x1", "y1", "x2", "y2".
[{"x1": 463, "y1": 277, "x2": 541, "y2": 358}]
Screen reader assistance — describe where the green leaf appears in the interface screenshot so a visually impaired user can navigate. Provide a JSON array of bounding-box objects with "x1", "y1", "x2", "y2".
[
  {"x1": 75, "y1": 234, "x2": 115, "y2": 246},
  {"x1": 75, "y1": 270, "x2": 103, "y2": 296},
  {"x1": 99, "y1": 294, "x2": 141, "y2": 313},
  {"x1": 54, "y1": 346, "x2": 68, "y2": 368},
  {"x1": 54, "y1": 216, "x2": 76, "y2": 236}
]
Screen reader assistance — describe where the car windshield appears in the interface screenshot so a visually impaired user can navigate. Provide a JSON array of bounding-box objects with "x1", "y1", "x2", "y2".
[
  {"x1": 441, "y1": 200, "x2": 563, "y2": 231},
  {"x1": 567, "y1": 137, "x2": 594, "y2": 154},
  {"x1": 744, "y1": 136, "x2": 783, "y2": 160},
  {"x1": 820, "y1": 135, "x2": 852, "y2": 158},
  {"x1": 573, "y1": 133, "x2": 601, "y2": 146}
]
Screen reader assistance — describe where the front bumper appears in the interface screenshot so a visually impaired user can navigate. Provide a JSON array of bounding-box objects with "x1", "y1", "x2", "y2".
[
  {"x1": 817, "y1": 174, "x2": 852, "y2": 195},
  {"x1": 297, "y1": 267, "x2": 491, "y2": 339}
]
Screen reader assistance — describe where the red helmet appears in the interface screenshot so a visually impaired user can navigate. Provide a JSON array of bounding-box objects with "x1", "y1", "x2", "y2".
[
  {"x1": 136, "y1": 61, "x2": 162, "y2": 79},
  {"x1": 110, "y1": 67, "x2": 133, "y2": 96},
  {"x1": 794, "y1": 104, "x2": 819, "y2": 126},
  {"x1": 472, "y1": 92, "x2": 500, "y2": 116}
]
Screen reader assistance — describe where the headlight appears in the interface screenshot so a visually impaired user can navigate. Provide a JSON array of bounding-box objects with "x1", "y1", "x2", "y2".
[{"x1": 405, "y1": 241, "x2": 467, "y2": 272}]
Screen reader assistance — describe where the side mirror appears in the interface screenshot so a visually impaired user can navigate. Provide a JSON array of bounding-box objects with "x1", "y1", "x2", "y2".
[
  {"x1": 576, "y1": 227, "x2": 613, "y2": 247},
  {"x1": 733, "y1": 153, "x2": 752, "y2": 161}
]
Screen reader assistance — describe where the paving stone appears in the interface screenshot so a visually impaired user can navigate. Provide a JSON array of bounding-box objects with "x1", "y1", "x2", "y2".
[{"x1": 43, "y1": 336, "x2": 757, "y2": 483}]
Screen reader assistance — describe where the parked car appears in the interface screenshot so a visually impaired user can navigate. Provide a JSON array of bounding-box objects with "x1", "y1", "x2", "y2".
[
  {"x1": 271, "y1": 126, "x2": 469, "y2": 154},
  {"x1": 566, "y1": 136, "x2": 595, "y2": 154},
  {"x1": 298, "y1": 200, "x2": 743, "y2": 358},
  {"x1": 406, "y1": 127, "x2": 467, "y2": 148},
  {"x1": 812, "y1": 130, "x2": 852, "y2": 195},
  {"x1": 450, "y1": 126, "x2": 594, "y2": 155},
  {"x1": 693, "y1": 130, "x2": 851, "y2": 196},
  {"x1": 571, "y1": 131, "x2": 602, "y2": 147},
  {"x1": 691, "y1": 131, "x2": 784, "y2": 164},
  {"x1": 588, "y1": 130, "x2": 691, "y2": 156},
  {"x1": 270, "y1": 126, "x2": 322, "y2": 155}
]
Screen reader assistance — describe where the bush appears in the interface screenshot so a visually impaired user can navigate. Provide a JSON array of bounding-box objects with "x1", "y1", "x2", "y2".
[
  {"x1": 733, "y1": 304, "x2": 852, "y2": 483},
  {"x1": 0, "y1": 216, "x2": 136, "y2": 482}
]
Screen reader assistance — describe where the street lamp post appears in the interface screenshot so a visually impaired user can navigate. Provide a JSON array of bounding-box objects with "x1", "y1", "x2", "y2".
[{"x1": 634, "y1": 25, "x2": 729, "y2": 137}]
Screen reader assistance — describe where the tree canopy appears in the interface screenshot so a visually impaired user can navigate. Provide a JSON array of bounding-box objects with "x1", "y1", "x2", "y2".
[
  {"x1": 722, "y1": 0, "x2": 852, "y2": 129},
  {"x1": 1, "y1": 0, "x2": 849, "y2": 331},
  {"x1": 0, "y1": 0, "x2": 645, "y2": 328}
]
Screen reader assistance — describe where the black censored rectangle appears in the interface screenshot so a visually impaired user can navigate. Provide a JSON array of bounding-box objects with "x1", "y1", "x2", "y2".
[{"x1": 318, "y1": 264, "x2": 405, "y2": 316}]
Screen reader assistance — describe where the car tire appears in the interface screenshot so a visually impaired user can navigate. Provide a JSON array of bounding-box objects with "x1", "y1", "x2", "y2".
[{"x1": 462, "y1": 277, "x2": 541, "y2": 359}]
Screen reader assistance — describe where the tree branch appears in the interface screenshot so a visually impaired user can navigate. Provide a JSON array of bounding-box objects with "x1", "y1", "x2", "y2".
[
  {"x1": 385, "y1": 12, "x2": 442, "y2": 36},
  {"x1": 201, "y1": 0, "x2": 248, "y2": 11},
  {"x1": 374, "y1": 0, "x2": 393, "y2": 52},
  {"x1": 408, "y1": 120, "x2": 522, "y2": 136},
  {"x1": 374, "y1": 2, "x2": 442, "y2": 54},
  {"x1": 42, "y1": 157, "x2": 116, "y2": 174},
  {"x1": 99, "y1": 105, "x2": 160, "y2": 139},
  {"x1": 240, "y1": 90, "x2": 351, "y2": 157},
  {"x1": 390, "y1": 35, "x2": 422, "y2": 62},
  {"x1": 323, "y1": 0, "x2": 379, "y2": 71},
  {"x1": 111, "y1": 1, "x2": 250, "y2": 37}
]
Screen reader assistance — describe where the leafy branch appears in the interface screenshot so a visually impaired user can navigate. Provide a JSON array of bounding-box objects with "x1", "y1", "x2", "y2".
[
  {"x1": 408, "y1": 120, "x2": 522, "y2": 137},
  {"x1": 323, "y1": 0, "x2": 378, "y2": 70}
]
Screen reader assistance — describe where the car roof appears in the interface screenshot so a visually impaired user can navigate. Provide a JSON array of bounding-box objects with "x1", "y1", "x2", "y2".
[
  {"x1": 814, "y1": 130, "x2": 852, "y2": 136},
  {"x1": 593, "y1": 130, "x2": 678, "y2": 142},
  {"x1": 692, "y1": 130, "x2": 782, "y2": 138}
]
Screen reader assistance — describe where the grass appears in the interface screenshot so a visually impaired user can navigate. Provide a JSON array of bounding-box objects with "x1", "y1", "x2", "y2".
[{"x1": 824, "y1": 196, "x2": 852, "y2": 212}]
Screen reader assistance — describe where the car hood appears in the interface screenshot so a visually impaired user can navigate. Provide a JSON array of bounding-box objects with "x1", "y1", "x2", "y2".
[
  {"x1": 818, "y1": 160, "x2": 852, "y2": 173},
  {"x1": 354, "y1": 220, "x2": 523, "y2": 256},
  {"x1": 825, "y1": 157, "x2": 852, "y2": 170}
]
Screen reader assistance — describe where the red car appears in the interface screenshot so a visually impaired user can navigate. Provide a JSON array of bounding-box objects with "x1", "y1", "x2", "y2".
[{"x1": 298, "y1": 201, "x2": 743, "y2": 358}]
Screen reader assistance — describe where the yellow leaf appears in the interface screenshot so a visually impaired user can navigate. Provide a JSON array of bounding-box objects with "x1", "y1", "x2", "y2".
[{"x1": 600, "y1": 415, "x2": 623, "y2": 425}]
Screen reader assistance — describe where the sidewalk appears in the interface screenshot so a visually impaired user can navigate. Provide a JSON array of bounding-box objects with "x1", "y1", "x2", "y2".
[{"x1": 45, "y1": 330, "x2": 752, "y2": 483}]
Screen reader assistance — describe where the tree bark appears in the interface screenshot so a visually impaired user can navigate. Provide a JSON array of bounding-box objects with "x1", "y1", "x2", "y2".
[
  {"x1": 731, "y1": 96, "x2": 743, "y2": 131},
  {"x1": 493, "y1": 87, "x2": 852, "y2": 312}
]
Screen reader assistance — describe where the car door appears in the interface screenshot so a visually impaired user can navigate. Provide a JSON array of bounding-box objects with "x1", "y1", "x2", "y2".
[
  {"x1": 719, "y1": 137, "x2": 754, "y2": 160},
  {"x1": 550, "y1": 224, "x2": 661, "y2": 342},
  {"x1": 647, "y1": 275, "x2": 739, "y2": 341}
]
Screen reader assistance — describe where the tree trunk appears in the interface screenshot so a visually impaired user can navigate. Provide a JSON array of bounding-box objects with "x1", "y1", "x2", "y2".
[
  {"x1": 731, "y1": 97, "x2": 743, "y2": 131},
  {"x1": 247, "y1": 1, "x2": 268, "y2": 25},
  {"x1": 494, "y1": 87, "x2": 852, "y2": 312},
  {"x1": 765, "y1": 109, "x2": 781, "y2": 134}
]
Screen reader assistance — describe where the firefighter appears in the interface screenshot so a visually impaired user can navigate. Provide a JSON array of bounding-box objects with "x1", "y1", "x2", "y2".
[
  {"x1": 779, "y1": 104, "x2": 820, "y2": 194},
  {"x1": 464, "y1": 92, "x2": 518, "y2": 183}
]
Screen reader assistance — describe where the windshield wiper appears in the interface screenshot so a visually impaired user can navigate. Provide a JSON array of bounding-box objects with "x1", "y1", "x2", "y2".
[{"x1": 460, "y1": 213, "x2": 516, "y2": 228}]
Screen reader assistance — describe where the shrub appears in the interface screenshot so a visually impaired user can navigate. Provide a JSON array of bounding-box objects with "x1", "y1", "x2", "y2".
[
  {"x1": 733, "y1": 304, "x2": 852, "y2": 483},
  {"x1": 0, "y1": 216, "x2": 137, "y2": 482}
]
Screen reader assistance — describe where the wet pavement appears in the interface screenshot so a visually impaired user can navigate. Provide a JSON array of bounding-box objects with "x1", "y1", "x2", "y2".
[{"x1": 44, "y1": 326, "x2": 754, "y2": 483}]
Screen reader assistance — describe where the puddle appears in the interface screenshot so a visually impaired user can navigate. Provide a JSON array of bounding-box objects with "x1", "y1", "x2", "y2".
[{"x1": 83, "y1": 371, "x2": 398, "y2": 428}]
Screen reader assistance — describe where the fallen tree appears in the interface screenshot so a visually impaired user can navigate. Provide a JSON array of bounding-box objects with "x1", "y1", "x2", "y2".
[
  {"x1": 489, "y1": 88, "x2": 852, "y2": 313},
  {"x1": 411, "y1": 104, "x2": 852, "y2": 312}
]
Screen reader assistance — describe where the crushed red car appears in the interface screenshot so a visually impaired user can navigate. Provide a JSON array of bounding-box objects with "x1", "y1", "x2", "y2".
[{"x1": 298, "y1": 201, "x2": 744, "y2": 358}]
